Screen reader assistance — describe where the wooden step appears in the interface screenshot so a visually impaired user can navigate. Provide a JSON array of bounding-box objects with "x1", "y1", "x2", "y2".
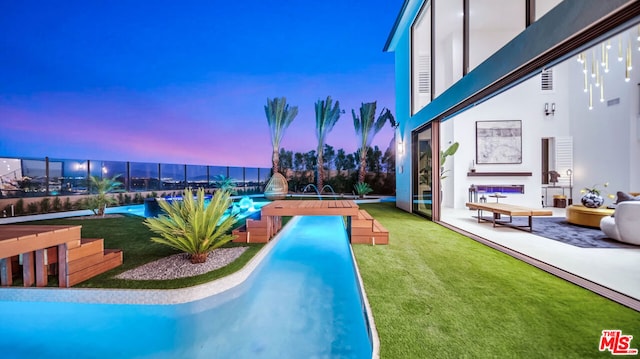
[
  {"x1": 232, "y1": 225, "x2": 248, "y2": 243},
  {"x1": 67, "y1": 250, "x2": 123, "y2": 287},
  {"x1": 67, "y1": 238, "x2": 104, "y2": 261}
]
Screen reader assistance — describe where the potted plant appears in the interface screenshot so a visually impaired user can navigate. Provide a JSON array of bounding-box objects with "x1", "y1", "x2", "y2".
[{"x1": 580, "y1": 182, "x2": 614, "y2": 208}]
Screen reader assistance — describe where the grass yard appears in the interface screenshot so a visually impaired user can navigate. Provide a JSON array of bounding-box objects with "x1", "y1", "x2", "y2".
[
  {"x1": 21, "y1": 214, "x2": 264, "y2": 289},
  {"x1": 354, "y1": 202, "x2": 640, "y2": 358}
]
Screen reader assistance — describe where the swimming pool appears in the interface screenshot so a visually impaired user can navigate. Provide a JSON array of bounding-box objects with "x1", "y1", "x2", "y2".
[{"x1": 0, "y1": 216, "x2": 373, "y2": 358}]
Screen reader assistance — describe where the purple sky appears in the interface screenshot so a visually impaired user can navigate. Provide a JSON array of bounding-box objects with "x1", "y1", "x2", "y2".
[{"x1": 0, "y1": 1, "x2": 400, "y2": 168}]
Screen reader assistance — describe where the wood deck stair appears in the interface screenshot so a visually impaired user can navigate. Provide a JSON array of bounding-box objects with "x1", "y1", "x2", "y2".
[
  {"x1": 232, "y1": 217, "x2": 275, "y2": 243},
  {"x1": 0, "y1": 225, "x2": 123, "y2": 287},
  {"x1": 351, "y1": 209, "x2": 389, "y2": 245},
  {"x1": 66, "y1": 238, "x2": 123, "y2": 287}
]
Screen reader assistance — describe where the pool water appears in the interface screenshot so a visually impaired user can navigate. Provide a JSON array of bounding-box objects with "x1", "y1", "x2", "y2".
[{"x1": 0, "y1": 216, "x2": 372, "y2": 359}]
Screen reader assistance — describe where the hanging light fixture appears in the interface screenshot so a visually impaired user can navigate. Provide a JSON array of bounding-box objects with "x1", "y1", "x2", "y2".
[
  {"x1": 619, "y1": 37, "x2": 624, "y2": 61},
  {"x1": 601, "y1": 43, "x2": 606, "y2": 67},
  {"x1": 595, "y1": 64, "x2": 600, "y2": 87},
  {"x1": 605, "y1": 49, "x2": 609, "y2": 73},
  {"x1": 600, "y1": 76, "x2": 605, "y2": 102},
  {"x1": 627, "y1": 39, "x2": 633, "y2": 70},
  {"x1": 591, "y1": 51, "x2": 597, "y2": 78},
  {"x1": 589, "y1": 84, "x2": 593, "y2": 110},
  {"x1": 583, "y1": 71, "x2": 588, "y2": 92}
]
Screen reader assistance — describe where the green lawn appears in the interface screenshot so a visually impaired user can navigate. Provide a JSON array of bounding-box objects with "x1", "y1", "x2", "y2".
[
  {"x1": 14, "y1": 203, "x2": 640, "y2": 357},
  {"x1": 21, "y1": 214, "x2": 264, "y2": 289},
  {"x1": 354, "y1": 202, "x2": 640, "y2": 358}
]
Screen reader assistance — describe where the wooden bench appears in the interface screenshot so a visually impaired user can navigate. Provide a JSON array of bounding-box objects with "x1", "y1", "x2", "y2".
[{"x1": 465, "y1": 202, "x2": 552, "y2": 232}]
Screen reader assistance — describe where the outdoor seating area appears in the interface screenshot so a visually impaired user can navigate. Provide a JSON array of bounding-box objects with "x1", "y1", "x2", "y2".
[{"x1": 0, "y1": 225, "x2": 122, "y2": 287}]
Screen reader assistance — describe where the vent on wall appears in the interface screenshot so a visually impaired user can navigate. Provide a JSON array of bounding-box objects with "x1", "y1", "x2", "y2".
[
  {"x1": 418, "y1": 54, "x2": 431, "y2": 95},
  {"x1": 541, "y1": 68, "x2": 554, "y2": 91}
]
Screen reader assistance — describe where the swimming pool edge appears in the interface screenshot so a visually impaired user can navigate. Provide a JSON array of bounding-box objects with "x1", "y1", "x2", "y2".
[
  {"x1": 350, "y1": 244, "x2": 381, "y2": 359},
  {"x1": 0, "y1": 216, "x2": 301, "y2": 305}
]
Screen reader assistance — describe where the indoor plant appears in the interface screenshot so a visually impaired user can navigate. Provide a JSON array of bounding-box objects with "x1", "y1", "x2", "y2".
[{"x1": 580, "y1": 182, "x2": 614, "y2": 208}]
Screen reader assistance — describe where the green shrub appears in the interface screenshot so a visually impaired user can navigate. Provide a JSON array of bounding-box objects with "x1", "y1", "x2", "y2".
[
  {"x1": 27, "y1": 202, "x2": 39, "y2": 214},
  {"x1": 40, "y1": 198, "x2": 51, "y2": 213},
  {"x1": 354, "y1": 182, "x2": 373, "y2": 198},
  {"x1": 52, "y1": 197, "x2": 63, "y2": 211},
  {"x1": 14, "y1": 199, "x2": 25, "y2": 215},
  {"x1": 63, "y1": 197, "x2": 73, "y2": 211},
  {"x1": 134, "y1": 193, "x2": 143, "y2": 204},
  {"x1": 144, "y1": 188, "x2": 236, "y2": 263},
  {"x1": 124, "y1": 194, "x2": 132, "y2": 204},
  {"x1": 73, "y1": 199, "x2": 84, "y2": 210}
]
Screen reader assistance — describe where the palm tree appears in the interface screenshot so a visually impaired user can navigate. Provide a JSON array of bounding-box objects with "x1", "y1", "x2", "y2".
[
  {"x1": 143, "y1": 187, "x2": 236, "y2": 264},
  {"x1": 265, "y1": 97, "x2": 298, "y2": 174},
  {"x1": 352, "y1": 102, "x2": 394, "y2": 183},
  {"x1": 86, "y1": 174, "x2": 122, "y2": 216},
  {"x1": 314, "y1": 96, "x2": 342, "y2": 191}
]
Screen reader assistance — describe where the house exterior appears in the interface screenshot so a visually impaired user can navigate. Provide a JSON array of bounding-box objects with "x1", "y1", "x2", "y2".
[{"x1": 384, "y1": 0, "x2": 640, "y2": 220}]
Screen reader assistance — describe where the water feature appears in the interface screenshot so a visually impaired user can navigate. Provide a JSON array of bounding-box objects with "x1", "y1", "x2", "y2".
[
  {"x1": 302, "y1": 183, "x2": 321, "y2": 199},
  {"x1": 321, "y1": 184, "x2": 338, "y2": 199},
  {"x1": 0, "y1": 216, "x2": 372, "y2": 359}
]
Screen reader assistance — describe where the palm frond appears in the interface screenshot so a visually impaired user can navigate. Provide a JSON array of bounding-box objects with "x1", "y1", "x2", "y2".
[{"x1": 143, "y1": 187, "x2": 237, "y2": 262}]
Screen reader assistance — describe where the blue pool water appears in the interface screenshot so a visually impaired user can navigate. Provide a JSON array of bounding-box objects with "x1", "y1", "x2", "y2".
[{"x1": 0, "y1": 216, "x2": 372, "y2": 359}]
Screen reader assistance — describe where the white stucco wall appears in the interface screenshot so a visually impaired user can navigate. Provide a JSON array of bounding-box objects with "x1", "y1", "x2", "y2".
[
  {"x1": 442, "y1": 60, "x2": 572, "y2": 210},
  {"x1": 568, "y1": 36, "x2": 640, "y2": 195}
]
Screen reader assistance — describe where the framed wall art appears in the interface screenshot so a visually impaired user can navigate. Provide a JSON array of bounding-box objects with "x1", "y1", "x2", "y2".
[{"x1": 476, "y1": 120, "x2": 522, "y2": 164}]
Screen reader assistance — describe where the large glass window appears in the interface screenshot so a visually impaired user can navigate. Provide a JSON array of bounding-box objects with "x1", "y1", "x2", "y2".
[
  {"x1": 434, "y1": 0, "x2": 463, "y2": 97},
  {"x1": 469, "y1": 0, "x2": 525, "y2": 72},
  {"x1": 413, "y1": 125, "x2": 433, "y2": 218},
  {"x1": 411, "y1": 2, "x2": 432, "y2": 115}
]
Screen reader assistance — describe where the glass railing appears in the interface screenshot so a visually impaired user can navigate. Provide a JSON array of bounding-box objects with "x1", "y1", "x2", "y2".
[{"x1": 0, "y1": 156, "x2": 271, "y2": 199}]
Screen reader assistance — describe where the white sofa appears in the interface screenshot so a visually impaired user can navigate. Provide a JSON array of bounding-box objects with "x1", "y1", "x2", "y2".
[{"x1": 600, "y1": 201, "x2": 640, "y2": 245}]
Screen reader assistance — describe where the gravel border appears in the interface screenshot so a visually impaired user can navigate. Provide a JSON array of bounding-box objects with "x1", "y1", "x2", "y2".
[{"x1": 115, "y1": 247, "x2": 248, "y2": 280}]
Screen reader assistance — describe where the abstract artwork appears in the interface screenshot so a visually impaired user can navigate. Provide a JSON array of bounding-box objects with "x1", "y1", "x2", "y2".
[{"x1": 476, "y1": 120, "x2": 522, "y2": 164}]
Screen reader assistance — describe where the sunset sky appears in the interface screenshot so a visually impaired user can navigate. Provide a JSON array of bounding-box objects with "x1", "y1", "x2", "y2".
[{"x1": 0, "y1": 1, "x2": 400, "y2": 167}]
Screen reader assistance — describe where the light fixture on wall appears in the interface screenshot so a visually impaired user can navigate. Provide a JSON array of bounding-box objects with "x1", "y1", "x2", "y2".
[
  {"x1": 397, "y1": 140, "x2": 404, "y2": 155},
  {"x1": 544, "y1": 102, "x2": 556, "y2": 116}
]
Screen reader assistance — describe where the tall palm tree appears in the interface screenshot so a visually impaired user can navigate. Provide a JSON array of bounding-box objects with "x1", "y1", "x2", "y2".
[
  {"x1": 265, "y1": 97, "x2": 298, "y2": 174},
  {"x1": 314, "y1": 96, "x2": 342, "y2": 191},
  {"x1": 352, "y1": 101, "x2": 394, "y2": 183}
]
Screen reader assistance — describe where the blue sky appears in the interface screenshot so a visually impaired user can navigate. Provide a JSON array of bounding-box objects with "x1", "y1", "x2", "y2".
[{"x1": 0, "y1": 1, "x2": 401, "y2": 167}]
